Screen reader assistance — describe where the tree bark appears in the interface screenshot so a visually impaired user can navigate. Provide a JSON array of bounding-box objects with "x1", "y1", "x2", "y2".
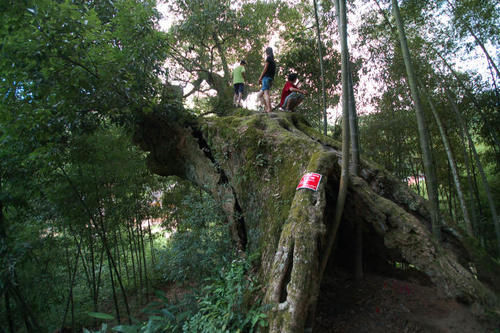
[{"x1": 134, "y1": 101, "x2": 499, "y2": 332}]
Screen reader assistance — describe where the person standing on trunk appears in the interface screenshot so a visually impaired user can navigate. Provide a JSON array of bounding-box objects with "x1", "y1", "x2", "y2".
[
  {"x1": 257, "y1": 47, "x2": 276, "y2": 113},
  {"x1": 233, "y1": 60, "x2": 246, "y2": 107}
]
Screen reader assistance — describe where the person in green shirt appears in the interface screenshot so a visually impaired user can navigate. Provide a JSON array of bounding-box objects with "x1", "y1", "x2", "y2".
[{"x1": 233, "y1": 60, "x2": 246, "y2": 107}]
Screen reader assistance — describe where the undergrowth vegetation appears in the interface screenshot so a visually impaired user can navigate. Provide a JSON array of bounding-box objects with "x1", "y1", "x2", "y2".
[
  {"x1": 98, "y1": 257, "x2": 268, "y2": 333},
  {"x1": 84, "y1": 180, "x2": 268, "y2": 333}
]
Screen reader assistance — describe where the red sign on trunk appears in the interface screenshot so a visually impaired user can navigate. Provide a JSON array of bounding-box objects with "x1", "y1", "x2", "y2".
[{"x1": 296, "y1": 172, "x2": 322, "y2": 191}]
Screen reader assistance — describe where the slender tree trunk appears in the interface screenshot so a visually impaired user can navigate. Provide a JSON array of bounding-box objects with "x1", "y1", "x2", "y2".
[
  {"x1": 375, "y1": 0, "x2": 499, "y2": 154},
  {"x1": 139, "y1": 221, "x2": 150, "y2": 299},
  {"x1": 409, "y1": 157, "x2": 420, "y2": 195},
  {"x1": 74, "y1": 234, "x2": 91, "y2": 291},
  {"x1": 119, "y1": 227, "x2": 131, "y2": 284},
  {"x1": 448, "y1": 88, "x2": 485, "y2": 234},
  {"x1": 94, "y1": 196, "x2": 132, "y2": 323},
  {"x1": 213, "y1": 33, "x2": 230, "y2": 83},
  {"x1": 295, "y1": 1, "x2": 352, "y2": 330},
  {"x1": 135, "y1": 220, "x2": 144, "y2": 302},
  {"x1": 147, "y1": 220, "x2": 155, "y2": 267},
  {"x1": 431, "y1": 50, "x2": 500, "y2": 152},
  {"x1": 1, "y1": 179, "x2": 40, "y2": 332},
  {"x1": 96, "y1": 247, "x2": 105, "y2": 309},
  {"x1": 0, "y1": 180, "x2": 14, "y2": 333},
  {"x1": 107, "y1": 252, "x2": 121, "y2": 323},
  {"x1": 4, "y1": 291, "x2": 15, "y2": 333},
  {"x1": 392, "y1": 0, "x2": 441, "y2": 240},
  {"x1": 61, "y1": 239, "x2": 81, "y2": 331},
  {"x1": 313, "y1": 0, "x2": 328, "y2": 136},
  {"x1": 60, "y1": 166, "x2": 132, "y2": 322},
  {"x1": 453, "y1": 183, "x2": 459, "y2": 222},
  {"x1": 348, "y1": 67, "x2": 360, "y2": 174},
  {"x1": 9, "y1": 282, "x2": 41, "y2": 332},
  {"x1": 446, "y1": 0, "x2": 500, "y2": 79},
  {"x1": 447, "y1": 90, "x2": 500, "y2": 255},
  {"x1": 447, "y1": 163, "x2": 454, "y2": 219},
  {"x1": 320, "y1": 0, "x2": 350, "y2": 277},
  {"x1": 98, "y1": 216, "x2": 132, "y2": 323},
  {"x1": 375, "y1": 0, "x2": 499, "y2": 167},
  {"x1": 421, "y1": 84, "x2": 473, "y2": 234},
  {"x1": 127, "y1": 221, "x2": 138, "y2": 294},
  {"x1": 487, "y1": 60, "x2": 500, "y2": 106},
  {"x1": 133, "y1": 218, "x2": 143, "y2": 300},
  {"x1": 114, "y1": 229, "x2": 123, "y2": 282},
  {"x1": 469, "y1": 146, "x2": 483, "y2": 219},
  {"x1": 468, "y1": 27, "x2": 500, "y2": 80},
  {"x1": 68, "y1": 245, "x2": 75, "y2": 330},
  {"x1": 454, "y1": 107, "x2": 480, "y2": 235},
  {"x1": 88, "y1": 228, "x2": 98, "y2": 313},
  {"x1": 317, "y1": 92, "x2": 322, "y2": 132},
  {"x1": 348, "y1": 58, "x2": 363, "y2": 281}
]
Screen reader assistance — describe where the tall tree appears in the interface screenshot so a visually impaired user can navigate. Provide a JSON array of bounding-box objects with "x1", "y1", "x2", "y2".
[
  {"x1": 320, "y1": 0, "x2": 350, "y2": 278},
  {"x1": 423, "y1": 43, "x2": 500, "y2": 153},
  {"x1": 347, "y1": 63, "x2": 363, "y2": 280},
  {"x1": 0, "y1": 1, "x2": 170, "y2": 329},
  {"x1": 165, "y1": 0, "x2": 276, "y2": 105},
  {"x1": 446, "y1": 0, "x2": 500, "y2": 80},
  {"x1": 392, "y1": 0, "x2": 442, "y2": 240},
  {"x1": 313, "y1": 0, "x2": 328, "y2": 135},
  {"x1": 420, "y1": 82, "x2": 473, "y2": 235},
  {"x1": 446, "y1": 89, "x2": 500, "y2": 255}
]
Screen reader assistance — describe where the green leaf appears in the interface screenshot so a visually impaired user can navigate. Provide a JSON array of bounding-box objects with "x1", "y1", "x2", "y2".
[
  {"x1": 176, "y1": 310, "x2": 191, "y2": 322},
  {"x1": 153, "y1": 290, "x2": 169, "y2": 302},
  {"x1": 160, "y1": 308, "x2": 175, "y2": 320},
  {"x1": 88, "y1": 312, "x2": 115, "y2": 320},
  {"x1": 144, "y1": 315, "x2": 163, "y2": 323},
  {"x1": 112, "y1": 325, "x2": 139, "y2": 333}
]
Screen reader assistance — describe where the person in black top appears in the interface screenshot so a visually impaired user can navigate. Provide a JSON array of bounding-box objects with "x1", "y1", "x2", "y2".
[{"x1": 257, "y1": 47, "x2": 276, "y2": 113}]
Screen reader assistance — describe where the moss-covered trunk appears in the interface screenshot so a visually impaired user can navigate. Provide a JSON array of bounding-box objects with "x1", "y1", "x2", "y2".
[{"x1": 135, "y1": 109, "x2": 499, "y2": 332}]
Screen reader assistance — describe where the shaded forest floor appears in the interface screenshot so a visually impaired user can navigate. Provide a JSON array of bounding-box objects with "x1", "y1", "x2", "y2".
[
  {"x1": 314, "y1": 269, "x2": 500, "y2": 333},
  {"x1": 99, "y1": 269, "x2": 499, "y2": 332}
]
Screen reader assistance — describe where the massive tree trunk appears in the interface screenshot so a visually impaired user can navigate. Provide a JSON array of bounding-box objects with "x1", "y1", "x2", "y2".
[{"x1": 134, "y1": 103, "x2": 499, "y2": 332}]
